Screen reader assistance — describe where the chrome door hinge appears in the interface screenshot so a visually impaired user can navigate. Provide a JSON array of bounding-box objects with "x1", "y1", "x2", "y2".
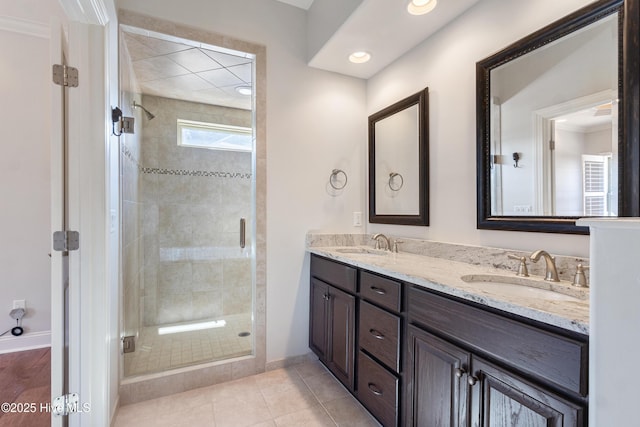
[
  {"x1": 52, "y1": 64, "x2": 79, "y2": 87},
  {"x1": 53, "y1": 231, "x2": 79, "y2": 252},
  {"x1": 52, "y1": 393, "x2": 80, "y2": 416}
]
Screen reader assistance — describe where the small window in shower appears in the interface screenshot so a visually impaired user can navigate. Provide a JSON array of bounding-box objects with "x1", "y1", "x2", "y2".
[{"x1": 177, "y1": 119, "x2": 252, "y2": 152}]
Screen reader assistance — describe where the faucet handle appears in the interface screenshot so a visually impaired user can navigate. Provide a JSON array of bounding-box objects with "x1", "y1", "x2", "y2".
[
  {"x1": 572, "y1": 264, "x2": 590, "y2": 288},
  {"x1": 372, "y1": 238, "x2": 381, "y2": 250},
  {"x1": 507, "y1": 254, "x2": 529, "y2": 277},
  {"x1": 392, "y1": 240, "x2": 404, "y2": 253}
]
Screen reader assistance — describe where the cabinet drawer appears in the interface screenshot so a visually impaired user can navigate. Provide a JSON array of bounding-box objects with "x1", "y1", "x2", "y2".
[
  {"x1": 360, "y1": 271, "x2": 401, "y2": 312},
  {"x1": 408, "y1": 286, "x2": 588, "y2": 397},
  {"x1": 311, "y1": 255, "x2": 357, "y2": 293},
  {"x1": 359, "y1": 301, "x2": 400, "y2": 372},
  {"x1": 357, "y1": 351, "x2": 398, "y2": 427}
]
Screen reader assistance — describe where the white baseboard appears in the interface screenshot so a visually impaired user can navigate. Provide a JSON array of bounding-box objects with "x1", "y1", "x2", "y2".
[{"x1": 0, "y1": 330, "x2": 51, "y2": 354}]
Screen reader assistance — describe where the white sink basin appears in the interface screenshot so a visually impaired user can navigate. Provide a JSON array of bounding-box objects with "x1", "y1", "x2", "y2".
[
  {"x1": 460, "y1": 274, "x2": 585, "y2": 302},
  {"x1": 335, "y1": 247, "x2": 388, "y2": 256}
]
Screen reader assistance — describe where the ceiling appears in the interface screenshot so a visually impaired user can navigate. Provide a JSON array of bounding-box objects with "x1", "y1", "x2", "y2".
[
  {"x1": 305, "y1": 0, "x2": 480, "y2": 79},
  {"x1": 275, "y1": 0, "x2": 314, "y2": 9},
  {"x1": 121, "y1": 0, "x2": 481, "y2": 109},
  {"x1": 121, "y1": 26, "x2": 253, "y2": 110}
]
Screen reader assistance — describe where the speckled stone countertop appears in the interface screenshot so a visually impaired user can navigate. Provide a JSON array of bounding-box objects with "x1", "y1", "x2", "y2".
[{"x1": 307, "y1": 238, "x2": 589, "y2": 335}]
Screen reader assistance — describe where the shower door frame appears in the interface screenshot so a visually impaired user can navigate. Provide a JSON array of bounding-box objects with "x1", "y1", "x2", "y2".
[{"x1": 118, "y1": 10, "x2": 267, "y2": 399}]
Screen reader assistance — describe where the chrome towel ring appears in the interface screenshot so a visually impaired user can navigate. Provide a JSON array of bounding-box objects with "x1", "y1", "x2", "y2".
[
  {"x1": 389, "y1": 172, "x2": 404, "y2": 191},
  {"x1": 330, "y1": 169, "x2": 348, "y2": 190}
]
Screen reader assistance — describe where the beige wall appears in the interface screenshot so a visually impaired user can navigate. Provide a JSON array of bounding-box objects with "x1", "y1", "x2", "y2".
[{"x1": 0, "y1": 0, "x2": 66, "y2": 351}]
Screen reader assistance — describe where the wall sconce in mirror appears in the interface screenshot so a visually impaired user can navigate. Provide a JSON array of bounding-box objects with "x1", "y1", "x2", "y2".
[
  {"x1": 512, "y1": 152, "x2": 521, "y2": 168},
  {"x1": 369, "y1": 88, "x2": 429, "y2": 225}
]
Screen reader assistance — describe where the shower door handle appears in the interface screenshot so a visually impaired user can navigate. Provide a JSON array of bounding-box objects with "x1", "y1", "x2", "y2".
[{"x1": 240, "y1": 218, "x2": 246, "y2": 249}]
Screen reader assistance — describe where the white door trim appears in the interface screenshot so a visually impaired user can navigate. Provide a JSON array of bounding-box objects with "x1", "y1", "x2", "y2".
[
  {"x1": 52, "y1": 1, "x2": 118, "y2": 426},
  {"x1": 533, "y1": 90, "x2": 616, "y2": 215}
]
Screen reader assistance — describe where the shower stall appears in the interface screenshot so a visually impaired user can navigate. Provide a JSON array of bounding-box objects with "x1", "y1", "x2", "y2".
[{"x1": 118, "y1": 17, "x2": 263, "y2": 389}]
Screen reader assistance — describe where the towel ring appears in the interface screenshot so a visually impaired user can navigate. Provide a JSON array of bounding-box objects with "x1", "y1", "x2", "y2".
[
  {"x1": 330, "y1": 169, "x2": 348, "y2": 190},
  {"x1": 389, "y1": 172, "x2": 404, "y2": 191}
]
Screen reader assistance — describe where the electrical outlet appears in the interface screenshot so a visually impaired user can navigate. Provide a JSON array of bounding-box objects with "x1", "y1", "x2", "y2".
[
  {"x1": 513, "y1": 205, "x2": 533, "y2": 213},
  {"x1": 13, "y1": 300, "x2": 25, "y2": 310},
  {"x1": 353, "y1": 212, "x2": 362, "y2": 227}
]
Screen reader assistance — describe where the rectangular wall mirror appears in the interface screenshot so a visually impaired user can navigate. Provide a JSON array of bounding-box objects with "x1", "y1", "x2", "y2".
[
  {"x1": 477, "y1": 0, "x2": 639, "y2": 234},
  {"x1": 369, "y1": 88, "x2": 429, "y2": 225}
]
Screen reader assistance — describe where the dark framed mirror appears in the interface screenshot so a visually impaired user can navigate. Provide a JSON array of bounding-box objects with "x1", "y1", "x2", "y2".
[
  {"x1": 369, "y1": 88, "x2": 429, "y2": 225},
  {"x1": 477, "y1": 0, "x2": 639, "y2": 234}
]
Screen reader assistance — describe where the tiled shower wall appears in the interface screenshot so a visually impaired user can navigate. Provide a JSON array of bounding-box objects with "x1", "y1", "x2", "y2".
[{"x1": 138, "y1": 95, "x2": 253, "y2": 326}]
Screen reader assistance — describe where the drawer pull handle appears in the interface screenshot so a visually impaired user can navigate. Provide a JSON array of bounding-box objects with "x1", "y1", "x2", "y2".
[
  {"x1": 368, "y1": 382, "x2": 383, "y2": 396},
  {"x1": 370, "y1": 286, "x2": 387, "y2": 295},
  {"x1": 369, "y1": 329, "x2": 385, "y2": 340}
]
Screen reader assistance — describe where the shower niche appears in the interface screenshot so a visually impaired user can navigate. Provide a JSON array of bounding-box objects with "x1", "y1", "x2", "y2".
[{"x1": 119, "y1": 21, "x2": 259, "y2": 379}]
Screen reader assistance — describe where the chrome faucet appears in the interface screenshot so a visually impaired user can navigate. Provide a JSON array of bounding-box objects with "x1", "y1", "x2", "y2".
[
  {"x1": 530, "y1": 250, "x2": 560, "y2": 282},
  {"x1": 372, "y1": 233, "x2": 391, "y2": 251}
]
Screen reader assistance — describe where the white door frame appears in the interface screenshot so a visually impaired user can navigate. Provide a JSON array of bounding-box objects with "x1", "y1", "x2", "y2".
[
  {"x1": 533, "y1": 90, "x2": 615, "y2": 216},
  {"x1": 52, "y1": 0, "x2": 118, "y2": 426}
]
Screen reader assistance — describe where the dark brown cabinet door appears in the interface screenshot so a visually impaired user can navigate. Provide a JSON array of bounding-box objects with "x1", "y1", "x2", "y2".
[
  {"x1": 470, "y1": 357, "x2": 584, "y2": 427},
  {"x1": 405, "y1": 325, "x2": 470, "y2": 427},
  {"x1": 327, "y1": 286, "x2": 355, "y2": 390},
  {"x1": 309, "y1": 278, "x2": 329, "y2": 360}
]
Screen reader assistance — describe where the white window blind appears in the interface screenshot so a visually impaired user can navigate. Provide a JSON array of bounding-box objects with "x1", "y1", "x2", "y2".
[{"x1": 582, "y1": 154, "x2": 611, "y2": 216}]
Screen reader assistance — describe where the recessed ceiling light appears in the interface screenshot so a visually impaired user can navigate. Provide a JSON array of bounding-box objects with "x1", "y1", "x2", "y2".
[
  {"x1": 349, "y1": 51, "x2": 371, "y2": 64},
  {"x1": 235, "y1": 86, "x2": 252, "y2": 95},
  {"x1": 407, "y1": 0, "x2": 437, "y2": 15}
]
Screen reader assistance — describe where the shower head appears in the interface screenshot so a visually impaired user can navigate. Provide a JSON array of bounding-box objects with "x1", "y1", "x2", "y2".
[{"x1": 132, "y1": 100, "x2": 155, "y2": 120}]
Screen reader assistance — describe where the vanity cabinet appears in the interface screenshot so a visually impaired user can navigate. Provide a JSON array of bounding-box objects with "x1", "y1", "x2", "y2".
[
  {"x1": 309, "y1": 257, "x2": 357, "y2": 390},
  {"x1": 406, "y1": 286, "x2": 587, "y2": 427},
  {"x1": 309, "y1": 254, "x2": 588, "y2": 427}
]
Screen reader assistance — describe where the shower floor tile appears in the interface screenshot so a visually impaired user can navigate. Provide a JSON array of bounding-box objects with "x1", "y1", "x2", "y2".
[
  {"x1": 114, "y1": 360, "x2": 381, "y2": 427},
  {"x1": 124, "y1": 313, "x2": 253, "y2": 377}
]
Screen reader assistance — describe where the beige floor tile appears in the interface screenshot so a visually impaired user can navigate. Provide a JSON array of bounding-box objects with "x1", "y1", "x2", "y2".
[
  {"x1": 274, "y1": 404, "x2": 337, "y2": 427},
  {"x1": 323, "y1": 395, "x2": 381, "y2": 427},
  {"x1": 212, "y1": 392, "x2": 272, "y2": 427},
  {"x1": 294, "y1": 360, "x2": 329, "y2": 379},
  {"x1": 303, "y1": 372, "x2": 349, "y2": 403},
  {"x1": 115, "y1": 361, "x2": 381, "y2": 427},
  {"x1": 262, "y1": 381, "x2": 319, "y2": 418},
  {"x1": 152, "y1": 403, "x2": 216, "y2": 427}
]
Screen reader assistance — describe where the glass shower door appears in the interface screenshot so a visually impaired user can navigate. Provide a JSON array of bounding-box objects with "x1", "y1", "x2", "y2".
[{"x1": 120, "y1": 26, "x2": 256, "y2": 377}]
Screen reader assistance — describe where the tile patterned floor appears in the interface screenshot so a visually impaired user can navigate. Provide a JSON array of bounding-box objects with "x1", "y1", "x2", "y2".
[
  {"x1": 114, "y1": 359, "x2": 381, "y2": 427},
  {"x1": 125, "y1": 313, "x2": 253, "y2": 377}
]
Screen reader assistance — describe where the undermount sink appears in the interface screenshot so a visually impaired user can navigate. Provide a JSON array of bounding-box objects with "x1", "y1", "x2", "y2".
[
  {"x1": 335, "y1": 247, "x2": 388, "y2": 256},
  {"x1": 460, "y1": 274, "x2": 586, "y2": 302}
]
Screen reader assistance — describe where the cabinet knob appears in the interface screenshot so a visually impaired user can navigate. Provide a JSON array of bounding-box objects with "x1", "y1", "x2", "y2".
[
  {"x1": 369, "y1": 329, "x2": 385, "y2": 340},
  {"x1": 454, "y1": 368, "x2": 466, "y2": 378},
  {"x1": 367, "y1": 382, "x2": 383, "y2": 396},
  {"x1": 468, "y1": 375, "x2": 478, "y2": 386},
  {"x1": 323, "y1": 293, "x2": 330, "y2": 300}
]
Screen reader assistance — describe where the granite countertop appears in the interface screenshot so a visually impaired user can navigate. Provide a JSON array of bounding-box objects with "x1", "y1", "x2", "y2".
[{"x1": 308, "y1": 246, "x2": 589, "y2": 335}]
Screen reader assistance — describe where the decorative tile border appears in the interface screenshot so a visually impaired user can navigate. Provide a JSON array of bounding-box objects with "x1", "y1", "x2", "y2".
[
  {"x1": 141, "y1": 167, "x2": 251, "y2": 179},
  {"x1": 120, "y1": 144, "x2": 251, "y2": 179}
]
